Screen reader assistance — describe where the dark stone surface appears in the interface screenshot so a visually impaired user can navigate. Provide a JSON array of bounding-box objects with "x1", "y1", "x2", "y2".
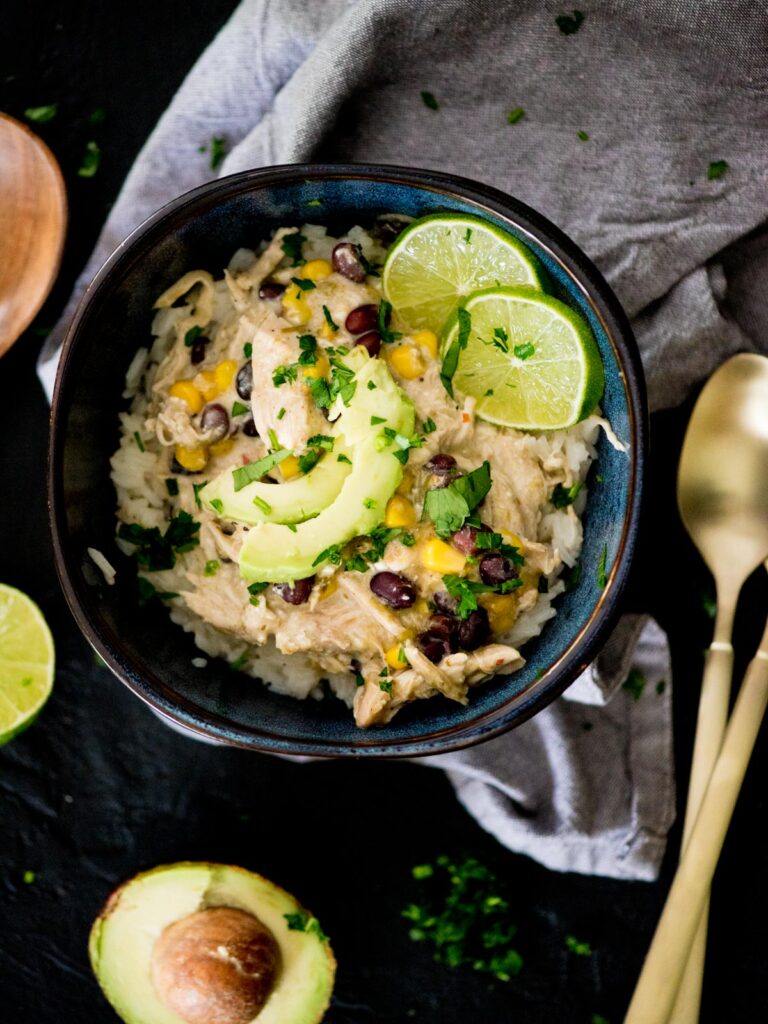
[{"x1": 1, "y1": 3, "x2": 766, "y2": 1021}]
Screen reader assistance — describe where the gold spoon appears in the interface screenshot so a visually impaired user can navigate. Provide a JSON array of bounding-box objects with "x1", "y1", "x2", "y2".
[
  {"x1": 625, "y1": 353, "x2": 768, "y2": 1024},
  {"x1": 0, "y1": 112, "x2": 67, "y2": 357}
]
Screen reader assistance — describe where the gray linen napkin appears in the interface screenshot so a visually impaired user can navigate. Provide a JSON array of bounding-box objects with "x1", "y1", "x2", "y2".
[{"x1": 39, "y1": 0, "x2": 768, "y2": 880}]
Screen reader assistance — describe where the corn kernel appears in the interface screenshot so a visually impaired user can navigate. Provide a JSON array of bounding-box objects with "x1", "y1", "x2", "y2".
[
  {"x1": 214, "y1": 359, "x2": 237, "y2": 393},
  {"x1": 386, "y1": 643, "x2": 410, "y2": 671},
  {"x1": 385, "y1": 495, "x2": 417, "y2": 528},
  {"x1": 396, "y1": 469, "x2": 414, "y2": 497},
  {"x1": 282, "y1": 283, "x2": 311, "y2": 325},
  {"x1": 413, "y1": 598, "x2": 430, "y2": 617},
  {"x1": 412, "y1": 329, "x2": 439, "y2": 358},
  {"x1": 301, "y1": 259, "x2": 332, "y2": 282},
  {"x1": 302, "y1": 353, "x2": 330, "y2": 380},
  {"x1": 421, "y1": 537, "x2": 466, "y2": 575},
  {"x1": 194, "y1": 370, "x2": 219, "y2": 402},
  {"x1": 279, "y1": 454, "x2": 302, "y2": 480},
  {"x1": 318, "y1": 319, "x2": 336, "y2": 341},
  {"x1": 210, "y1": 437, "x2": 235, "y2": 457},
  {"x1": 501, "y1": 529, "x2": 524, "y2": 552},
  {"x1": 168, "y1": 380, "x2": 203, "y2": 414},
  {"x1": 482, "y1": 593, "x2": 519, "y2": 634},
  {"x1": 388, "y1": 344, "x2": 426, "y2": 380},
  {"x1": 174, "y1": 444, "x2": 208, "y2": 472}
]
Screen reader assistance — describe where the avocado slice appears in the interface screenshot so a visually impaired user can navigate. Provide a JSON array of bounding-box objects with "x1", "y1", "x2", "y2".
[
  {"x1": 238, "y1": 351, "x2": 415, "y2": 582},
  {"x1": 89, "y1": 861, "x2": 335, "y2": 1024},
  {"x1": 202, "y1": 442, "x2": 353, "y2": 527}
]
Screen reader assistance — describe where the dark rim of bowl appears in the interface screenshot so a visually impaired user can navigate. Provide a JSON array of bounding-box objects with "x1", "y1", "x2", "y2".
[{"x1": 48, "y1": 162, "x2": 647, "y2": 758}]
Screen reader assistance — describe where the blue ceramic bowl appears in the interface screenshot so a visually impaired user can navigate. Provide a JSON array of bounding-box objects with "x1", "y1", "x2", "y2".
[{"x1": 49, "y1": 164, "x2": 646, "y2": 757}]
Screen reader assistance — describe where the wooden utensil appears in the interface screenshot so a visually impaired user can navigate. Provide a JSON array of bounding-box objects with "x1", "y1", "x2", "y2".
[
  {"x1": 625, "y1": 353, "x2": 768, "y2": 1024},
  {"x1": 0, "y1": 112, "x2": 67, "y2": 357},
  {"x1": 625, "y1": 597, "x2": 768, "y2": 1020}
]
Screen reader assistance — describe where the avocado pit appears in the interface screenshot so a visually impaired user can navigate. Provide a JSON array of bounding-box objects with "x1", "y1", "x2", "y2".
[{"x1": 151, "y1": 906, "x2": 280, "y2": 1024}]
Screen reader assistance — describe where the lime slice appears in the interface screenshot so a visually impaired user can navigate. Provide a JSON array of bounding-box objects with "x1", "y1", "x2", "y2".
[
  {"x1": 0, "y1": 584, "x2": 55, "y2": 745},
  {"x1": 443, "y1": 287, "x2": 604, "y2": 430},
  {"x1": 382, "y1": 213, "x2": 543, "y2": 333}
]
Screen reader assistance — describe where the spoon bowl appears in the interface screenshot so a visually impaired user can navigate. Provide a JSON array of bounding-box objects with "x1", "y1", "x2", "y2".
[{"x1": 0, "y1": 113, "x2": 67, "y2": 357}]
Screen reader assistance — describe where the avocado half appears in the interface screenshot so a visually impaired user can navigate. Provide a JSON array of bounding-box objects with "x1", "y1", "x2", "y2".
[{"x1": 89, "y1": 862, "x2": 336, "y2": 1024}]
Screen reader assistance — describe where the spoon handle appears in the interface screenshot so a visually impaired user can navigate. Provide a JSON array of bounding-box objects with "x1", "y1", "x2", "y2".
[
  {"x1": 624, "y1": 637, "x2": 768, "y2": 1024},
  {"x1": 667, "y1": 638, "x2": 733, "y2": 1023}
]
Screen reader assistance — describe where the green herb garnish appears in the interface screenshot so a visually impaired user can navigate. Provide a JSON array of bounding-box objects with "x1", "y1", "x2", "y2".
[
  {"x1": 184, "y1": 325, "x2": 203, "y2": 347},
  {"x1": 322, "y1": 305, "x2": 339, "y2": 332},
  {"x1": 252, "y1": 495, "x2": 272, "y2": 514},
  {"x1": 440, "y1": 307, "x2": 471, "y2": 397},
  {"x1": 507, "y1": 107, "x2": 525, "y2": 125},
  {"x1": 565, "y1": 934, "x2": 592, "y2": 956},
  {"x1": 247, "y1": 581, "x2": 269, "y2": 595},
  {"x1": 133, "y1": 431, "x2": 145, "y2": 452},
  {"x1": 708, "y1": 159, "x2": 728, "y2": 180},
  {"x1": 298, "y1": 448, "x2": 321, "y2": 474},
  {"x1": 556, "y1": 9, "x2": 585, "y2": 34},
  {"x1": 136, "y1": 577, "x2": 179, "y2": 607},
  {"x1": 363, "y1": 498, "x2": 377, "y2": 510},
  {"x1": 551, "y1": 481, "x2": 583, "y2": 508},
  {"x1": 77, "y1": 140, "x2": 101, "y2": 178},
  {"x1": 377, "y1": 299, "x2": 402, "y2": 344},
  {"x1": 204, "y1": 559, "x2": 220, "y2": 576},
  {"x1": 232, "y1": 449, "x2": 292, "y2": 491},
  {"x1": 424, "y1": 461, "x2": 492, "y2": 538},
  {"x1": 513, "y1": 342, "x2": 535, "y2": 360},
  {"x1": 422, "y1": 417, "x2": 437, "y2": 433},
  {"x1": 192, "y1": 482, "x2": 207, "y2": 509},
  {"x1": 337, "y1": 453, "x2": 352, "y2": 465},
  {"x1": 272, "y1": 363, "x2": 298, "y2": 387},
  {"x1": 209, "y1": 136, "x2": 227, "y2": 170},
  {"x1": 623, "y1": 668, "x2": 646, "y2": 701},
  {"x1": 306, "y1": 198, "x2": 322, "y2": 207},
  {"x1": 165, "y1": 478, "x2": 179, "y2": 497},
  {"x1": 577, "y1": 130, "x2": 590, "y2": 141},
  {"x1": 442, "y1": 575, "x2": 493, "y2": 618},
  {"x1": 229, "y1": 650, "x2": 249, "y2": 671},
  {"x1": 24, "y1": 104, "x2": 58, "y2": 123},
  {"x1": 291, "y1": 276, "x2": 316, "y2": 292},
  {"x1": 281, "y1": 231, "x2": 306, "y2": 267},
  {"x1": 89, "y1": 107, "x2": 106, "y2": 125},
  {"x1": 421, "y1": 91, "x2": 439, "y2": 110},
  {"x1": 312, "y1": 543, "x2": 344, "y2": 568},
  {"x1": 367, "y1": 380, "x2": 378, "y2": 390},
  {"x1": 297, "y1": 333, "x2": 318, "y2": 366},
  {"x1": 306, "y1": 434, "x2": 334, "y2": 451},
  {"x1": 232, "y1": 400, "x2": 250, "y2": 417},
  {"x1": 243, "y1": 342, "x2": 253, "y2": 359},
  {"x1": 209, "y1": 498, "x2": 224, "y2": 513},
  {"x1": 597, "y1": 544, "x2": 608, "y2": 588},
  {"x1": 371, "y1": 416, "x2": 387, "y2": 425}
]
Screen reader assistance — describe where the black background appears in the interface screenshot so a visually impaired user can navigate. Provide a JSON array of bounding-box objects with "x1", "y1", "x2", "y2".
[{"x1": 1, "y1": 3, "x2": 767, "y2": 1022}]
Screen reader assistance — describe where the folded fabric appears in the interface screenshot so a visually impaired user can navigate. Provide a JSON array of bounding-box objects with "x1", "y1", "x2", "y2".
[{"x1": 39, "y1": 0, "x2": 768, "y2": 880}]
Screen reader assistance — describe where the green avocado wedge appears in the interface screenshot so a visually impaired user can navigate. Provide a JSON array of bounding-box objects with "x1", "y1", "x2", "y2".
[
  {"x1": 238, "y1": 349, "x2": 415, "y2": 582},
  {"x1": 89, "y1": 861, "x2": 336, "y2": 1024}
]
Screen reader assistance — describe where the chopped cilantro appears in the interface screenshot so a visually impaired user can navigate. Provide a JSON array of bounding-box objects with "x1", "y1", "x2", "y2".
[
  {"x1": 441, "y1": 307, "x2": 471, "y2": 396},
  {"x1": 376, "y1": 427, "x2": 423, "y2": 465},
  {"x1": 475, "y1": 531, "x2": 524, "y2": 564},
  {"x1": 322, "y1": 305, "x2": 339, "y2": 332},
  {"x1": 298, "y1": 448, "x2": 321, "y2": 474},
  {"x1": 165, "y1": 478, "x2": 179, "y2": 497},
  {"x1": 184, "y1": 325, "x2": 203, "y2": 347},
  {"x1": 551, "y1": 481, "x2": 582, "y2": 508},
  {"x1": 708, "y1": 159, "x2": 728, "y2": 180},
  {"x1": 204, "y1": 559, "x2": 220, "y2": 577},
  {"x1": 343, "y1": 525, "x2": 404, "y2": 571},
  {"x1": 276, "y1": 407, "x2": 286, "y2": 420},
  {"x1": 243, "y1": 342, "x2": 253, "y2": 358},
  {"x1": 656, "y1": 680, "x2": 667, "y2": 695},
  {"x1": 556, "y1": 9, "x2": 585, "y2": 34},
  {"x1": 232, "y1": 449, "x2": 292, "y2": 491},
  {"x1": 307, "y1": 376, "x2": 332, "y2": 409},
  {"x1": 284, "y1": 911, "x2": 327, "y2": 940},
  {"x1": 513, "y1": 341, "x2": 535, "y2": 360},
  {"x1": 192, "y1": 482, "x2": 207, "y2": 508},
  {"x1": 306, "y1": 198, "x2": 322, "y2": 207},
  {"x1": 597, "y1": 544, "x2": 608, "y2": 588},
  {"x1": 377, "y1": 299, "x2": 402, "y2": 344},
  {"x1": 371, "y1": 415, "x2": 387, "y2": 425},
  {"x1": 577, "y1": 130, "x2": 590, "y2": 141},
  {"x1": 281, "y1": 231, "x2": 306, "y2": 266},
  {"x1": 272, "y1": 363, "x2": 298, "y2": 387},
  {"x1": 209, "y1": 498, "x2": 224, "y2": 514},
  {"x1": 328, "y1": 356, "x2": 357, "y2": 406},
  {"x1": 297, "y1": 333, "x2": 318, "y2": 366},
  {"x1": 232, "y1": 400, "x2": 249, "y2": 417},
  {"x1": 136, "y1": 577, "x2": 179, "y2": 607},
  {"x1": 77, "y1": 140, "x2": 101, "y2": 178},
  {"x1": 291, "y1": 276, "x2": 316, "y2": 292},
  {"x1": 363, "y1": 498, "x2": 377, "y2": 510},
  {"x1": 701, "y1": 591, "x2": 717, "y2": 619},
  {"x1": 118, "y1": 511, "x2": 200, "y2": 572},
  {"x1": 591, "y1": 1016, "x2": 610, "y2": 1024},
  {"x1": 400, "y1": 532, "x2": 416, "y2": 547},
  {"x1": 403, "y1": 854, "x2": 523, "y2": 982},
  {"x1": 424, "y1": 461, "x2": 492, "y2": 538},
  {"x1": 422, "y1": 417, "x2": 437, "y2": 433},
  {"x1": 565, "y1": 934, "x2": 592, "y2": 956},
  {"x1": 306, "y1": 434, "x2": 334, "y2": 451},
  {"x1": 367, "y1": 380, "x2": 377, "y2": 391},
  {"x1": 464, "y1": 228, "x2": 472, "y2": 243},
  {"x1": 252, "y1": 495, "x2": 272, "y2": 514},
  {"x1": 267, "y1": 429, "x2": 280, "y2": 451},
  {"x1": 209, "y1": 136, "x2": 227, "y2": 169},
  {"x1": 229, "y1": 651, "x2": 249, "y2": 671},
  {"x1": 337, "y1": 453, "x2": 352, "y2": 465},
  {"x1": 247, "y1": 581, "x2": 269, "y2": 595},
  {"x1": 354, "y1": 671, "x2": 365, "y2": 687},
  {"x1": 442, "y1": 575, "x2": 493, "y2": 618},
  {"x1": 564, "y1": 561, "x2": 582, "y2": 591},
  {"x1": 89, "y1": 107, "x2": 106, "y2": 125},
  {"x1": 312, "y1": 543, "x2": 343, "y2": 568},
  {"x1": 421, "y1": 90, "x2": 439, "y2": 110},
  {"x1": 133, "y1": 431, "x2": 145, "y2": 452},
  {"x1": 24, "y1": 104, "x2": 57, "y2": 123},
  {"x1": 23, "y1": 870, "x2": 36, "y2": 884},
  {"x1": 623, "y1": 668, "x2": 646, "y2": 701},
  {"x1": 507, "y1": 107, "x2": 525, "y2": 125},
  {"x1": 379, "y1": 677, "x2": 393, "y2": 694}
]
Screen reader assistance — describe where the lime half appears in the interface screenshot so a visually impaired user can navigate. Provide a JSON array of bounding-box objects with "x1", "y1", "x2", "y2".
[
  {"x1": 0, "y1": 584, "x2": 55, "y2": 745},
  {"x1": 443, "y1": 287, "x2": 604, "y2": 430},
  {"x1": 382, "y1": 213, "x2": 542, "y2": 333}
]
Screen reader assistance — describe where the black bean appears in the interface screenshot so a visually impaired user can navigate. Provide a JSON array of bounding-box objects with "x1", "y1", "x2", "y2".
[
  {"x1": 432, "y1": 590, "x2": 457, "y2": 614},
  {"x1": 354, "y1": 331, "x2": 382, "y2": 357},
  {"x1": 236, "y1": 361, "x2": 253, "y2": 400},
  {"x1": 425, "y1": 453, "x2": 456, "y2": 476},
  {"x1": 451, "y1": 524, "x2": 484, "y2": 556},
  {"x1": 417, "y1": 634, "x2": 449, "y2": 664},
  {"x1": 373, "y1": 216, "x2": 410, "y2": 246},
  {"x1": 274, "y1": 576, "x2": 315, "y2": 605},
  {"x1": 332, "y1": 241, "x2": 366, "y2": 283},
  {"x1": 190, "y1": 337, "x2": 208, "y2": 364},
  {"x1": 243, "y1": 416, "x2": 258, "y2": 437},
  {"x1": 479, "y1": 553, "x2": 518, "y2": 587},
  {"x1": 200, "y1": 403, "x2": 229, "y2": 442},
  {"x1": 457, "y1": 608, "x2": 490, "y2": 650},
  {"x1": 259, "y1": 281, "x2": 285, "y2": 301},
  {"x1": 427, "y1": 613, "x2": 458, "y2": 651},
  {"x1": 370, "y1": 571, "x2": 417, "y2": 609},
  {"x1": 345, "y1": 304, "x2": 378, "y2": 335}
]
